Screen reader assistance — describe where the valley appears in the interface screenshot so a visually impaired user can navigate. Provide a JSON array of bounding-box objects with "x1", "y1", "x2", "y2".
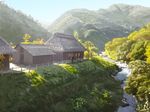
[{"x1": 0, "y1": 1, "x2": 150, "y2": 112}]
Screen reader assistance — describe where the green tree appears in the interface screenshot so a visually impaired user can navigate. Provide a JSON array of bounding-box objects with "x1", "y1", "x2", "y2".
[
  {"x1": 73, "y1": 31, "x2": 82, "y2": 43},
  {"x1": 105, "y1": 37, "x2": 127, "y2": 60},
  {"x1": 22, "y1": 34, "x2": 31, "y2": 44},
  {"x1": 73, "y1": 31, "x2": 98, "y2": 59},
  {"x1": 83, "y1": 41, "x2": 98, "y2": 59},
  {"x1": 22, "y1": 34, "x2": 44, "y2": 45},
  {"x1": 145, "y1": 45, "x2": 150, "y2": 63},
  {"x1": 128, "y1": 40, "x2": 148, "y2": 61},
  {"x1": 125, "y1": 60, "x2": 150, "y2": 112}
]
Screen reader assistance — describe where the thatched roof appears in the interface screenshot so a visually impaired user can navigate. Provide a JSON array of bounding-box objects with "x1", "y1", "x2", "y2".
[
  {"x1": 0, "y1": 36, "x2": 15, "y2": 54},
  {"x1": 19, "y1": 44, "x2": 55, "y2": 56},
  {"x1": 45, "y1": 33, "x2": 86, "y2": 52}
]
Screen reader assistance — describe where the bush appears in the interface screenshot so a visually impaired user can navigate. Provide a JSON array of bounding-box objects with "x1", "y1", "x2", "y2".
[
  {"x1": 125, "y1": 60, "x2": 150, "y2": 112},
  {"x1": 91, "y1": 56, "x2": 119, "y2": 74},
  {"x1": 0, "y1": 59, "x2": 122, "y2": 112}
]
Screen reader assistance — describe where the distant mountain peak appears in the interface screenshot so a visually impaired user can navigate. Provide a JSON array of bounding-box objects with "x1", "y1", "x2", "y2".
[
  {"x1": 110, "y1": 3, "x2": 132, "y2": 8},
  {"x1": 47, "y1": 4, "x2": 150, "y2": 50},
  {"x1": 109, "y1": 4, "x2": 150, "y2": 11}
]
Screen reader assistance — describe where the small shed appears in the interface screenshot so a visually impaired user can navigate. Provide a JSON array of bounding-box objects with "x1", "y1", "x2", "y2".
[
  {"x1": 45, "y1": 33, "x2": 86, "y2": 62},
  {"x1": 0, "y1": 36, "x2": 15, "y2": 70},
  {"x1": 13, "y1": 44, "x2": 55, "y2": 65}
]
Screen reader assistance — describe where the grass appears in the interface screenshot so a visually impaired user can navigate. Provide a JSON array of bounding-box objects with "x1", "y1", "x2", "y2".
[{"x1": 0, "y1": 56, "x2": 122, "y2": 112}]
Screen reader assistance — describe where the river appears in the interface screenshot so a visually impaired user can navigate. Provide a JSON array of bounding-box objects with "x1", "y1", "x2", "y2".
[{"x1": 100, "y1": 53, "x2": 137, "y2": 112}]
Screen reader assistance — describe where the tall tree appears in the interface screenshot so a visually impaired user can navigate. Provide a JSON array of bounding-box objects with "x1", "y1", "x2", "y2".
[
  {"x1": 73, "y1": 31, "x2": 82, "y2": 43},
  {"x1": 83, "y1": 41, "x2": 98, "y2": 59}
]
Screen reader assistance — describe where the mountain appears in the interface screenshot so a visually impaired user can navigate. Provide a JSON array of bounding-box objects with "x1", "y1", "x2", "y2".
[
  {"x1": 0, "y1": 2, "x2": 50, "y2": 43},
  {"x1": 48, "y1": 4, "x2": 150, "y2": 50}
]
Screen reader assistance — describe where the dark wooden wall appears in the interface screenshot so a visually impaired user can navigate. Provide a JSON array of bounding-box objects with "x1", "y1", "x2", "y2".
[
  {"x1": 63, "y1": 52, "x2": 84, "y2": 60},
  {"x1": 33, "y1": 55, "x2": 54, "y2": 65},
  {"x1": 51, "y1": 51, "x2": 84, "y2": 63},
  {"x1": 13, "y1": 45, "x2": 85, "y2": 66}
]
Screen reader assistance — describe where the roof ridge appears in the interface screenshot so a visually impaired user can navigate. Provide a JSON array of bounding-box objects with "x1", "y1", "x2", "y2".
[
  {"x1": 20, "y1": 44, "x2": 45, "y2": 46},
  {"x1": 54, "y1": 32, "x2": 72, "y2": 36},
  {"x1": 0, "y1": 36, "x2": 15, "y2": 54},
  {"x1": 54, "y1": 32, "x2": 75, "y2": 40},
  {"x1": 0, "y1": 36, "x2": 11, "y2": 46}
]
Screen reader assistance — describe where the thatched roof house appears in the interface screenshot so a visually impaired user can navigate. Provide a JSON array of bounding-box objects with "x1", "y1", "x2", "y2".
[
  {"x1": 0, "y1": 36, "x2": 15, "y2": 70},
  {"x1": 45, "y1": 33, "x2": 85, "y2": 62},
  {"x1": 45, "y1": 33, "x2": 85, "y2": 52},
  {"x1": 13, "y1": 33, "x2": 85, "y2": 65}
]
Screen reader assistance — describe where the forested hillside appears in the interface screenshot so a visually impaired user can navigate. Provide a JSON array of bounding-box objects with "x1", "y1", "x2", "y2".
[
  {"x1": 105, "y1": 23, "x2": 150, "y2": 112},
  {"x1": 48, "y1": 4, "x2": 150, "y2": 49},
  {"x1": 105, "y1": 23, "x2": 150, "y2": 63},
  {"x1": 0, "y1": 57, "x2": 122, "y2": 112},
  {"x1": 0, "y1": 2, "x2": 50, "y2": 43}
]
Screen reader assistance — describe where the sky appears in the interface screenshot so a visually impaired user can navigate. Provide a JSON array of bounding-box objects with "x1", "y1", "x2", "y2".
[{"x1": 2, "y1": 0, "x2": 150, "y2": 25}]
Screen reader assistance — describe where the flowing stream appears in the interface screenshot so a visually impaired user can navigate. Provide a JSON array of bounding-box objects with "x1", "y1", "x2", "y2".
[
  {"x1": 100, "y1": 53, "x2": 137, "y2": 112},
  {"x1": 115, "y1": 62, "x2": 136, "y2": 112}
]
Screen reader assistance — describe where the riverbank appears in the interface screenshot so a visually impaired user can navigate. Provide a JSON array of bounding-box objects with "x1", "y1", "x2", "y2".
[
  {"x1": 115, "y1": 63, "x2": 136, "y2": 112},
  {"x1": 100, "y1": 53, "x2": 137, "y2": 112}
]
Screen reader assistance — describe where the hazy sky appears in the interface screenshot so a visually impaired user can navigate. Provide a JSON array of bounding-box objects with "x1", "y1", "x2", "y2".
[{"x1": 2, "y1": 0, "x2": 150, "y2": 24}]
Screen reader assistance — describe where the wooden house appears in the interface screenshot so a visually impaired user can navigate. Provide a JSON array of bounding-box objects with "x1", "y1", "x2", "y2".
[
  {"x1": 13, "y1": 33, "x2": 86, "y2": 65},
  {"x1": 45, "y1": 33, "x2": 86, "y2": 62},
  {"x1": 13, "y1": 44, "x2": 55, "y2": 65},
  {"x1": 0, "y1": 36, "x2": 15, "y2": 70}
]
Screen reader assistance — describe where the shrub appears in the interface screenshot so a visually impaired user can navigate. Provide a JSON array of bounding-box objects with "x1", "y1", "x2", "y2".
[{"x1": 0, "y1": 59, "x2": 121, "y2": 112}]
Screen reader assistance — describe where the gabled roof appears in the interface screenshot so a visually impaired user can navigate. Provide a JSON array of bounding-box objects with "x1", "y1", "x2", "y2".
[
  {"x1": 18, "y1": 44, "x2": 55, "y2": 56},
  {"x1": 0, "y1": 36, "x2": 15, "y2": 54},
  {"x1": 45, "y1": 33, "x2": 86, "y2": 52}
]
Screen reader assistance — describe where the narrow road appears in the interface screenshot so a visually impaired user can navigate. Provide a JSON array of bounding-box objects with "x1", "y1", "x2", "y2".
[{"x1": 100, "y1": 52, "x2": 137, "y2": 112}]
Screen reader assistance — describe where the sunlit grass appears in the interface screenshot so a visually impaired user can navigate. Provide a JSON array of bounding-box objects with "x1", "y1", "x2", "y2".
[
  {"x1": 59, "y1": 64, "x2": 78, "y2": 74},
  {"x1": 25, "y1": 71, "x2": 45, "y2": 87}
]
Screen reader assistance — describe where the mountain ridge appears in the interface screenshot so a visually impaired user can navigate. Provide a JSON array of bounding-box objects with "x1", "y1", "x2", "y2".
[
  {"x1": 47, "y1": 4, "x2": 150, "y2": 49},
  {"x1": 0, "y1": 2, "x2": 51, "y2": 43}
]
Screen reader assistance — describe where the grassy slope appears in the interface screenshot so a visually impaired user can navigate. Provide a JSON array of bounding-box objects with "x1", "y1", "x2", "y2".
[
  {"x1": 0, "y1": 57, "x2": 122, "y2": 112},
  {"x1": 0, "y1": 2, "x2": 50, "y2": 43}
]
